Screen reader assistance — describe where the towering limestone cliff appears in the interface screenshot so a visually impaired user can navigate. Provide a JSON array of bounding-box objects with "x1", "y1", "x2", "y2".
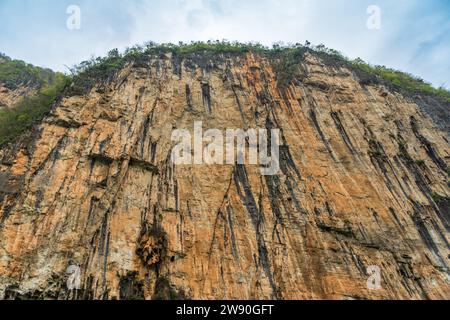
[{"x1": 0, "y1": 47, "x2": 449, "y2": 300}]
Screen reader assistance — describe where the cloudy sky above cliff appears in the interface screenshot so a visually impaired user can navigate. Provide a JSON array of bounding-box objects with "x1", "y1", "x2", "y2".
[{"x1": 1, "y1": 0, "x2": 449, "y2": 88}]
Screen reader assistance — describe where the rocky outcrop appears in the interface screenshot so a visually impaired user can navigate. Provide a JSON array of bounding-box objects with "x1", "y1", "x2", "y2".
[
  {"x1": 0, "y1": 84, "x2": 37, "y2": 109},
  {"x1": 0, "y1": 51, "x2": 449, "y2": 300}
]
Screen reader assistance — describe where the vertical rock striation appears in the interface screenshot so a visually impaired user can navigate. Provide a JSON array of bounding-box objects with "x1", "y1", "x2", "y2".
[{"x1": 0, "y1": 51, "x2": 449, "y2": 300}]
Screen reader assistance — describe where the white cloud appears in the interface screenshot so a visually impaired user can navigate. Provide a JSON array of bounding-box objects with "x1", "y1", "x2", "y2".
[{"x1": 0, "y1": 0, "x2": 448, "y2": 88}]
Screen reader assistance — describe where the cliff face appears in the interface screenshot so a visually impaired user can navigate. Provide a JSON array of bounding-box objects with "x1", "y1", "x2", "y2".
[{"x1": 0, "y1": 51, "x2": 449, "y2": 300}]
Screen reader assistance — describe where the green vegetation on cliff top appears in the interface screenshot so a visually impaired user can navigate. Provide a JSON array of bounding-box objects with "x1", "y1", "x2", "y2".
[
  {"x1": 0, "y1": 42, "x2": 449, "y2": 147},
  {"x1": 68, "y1": 41, "x2": 450, "y2": 102}
]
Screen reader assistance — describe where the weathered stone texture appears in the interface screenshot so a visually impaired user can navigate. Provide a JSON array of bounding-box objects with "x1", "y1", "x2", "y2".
[{"x1": 0, "y1": 52, "x2": 448, "y2": 300}]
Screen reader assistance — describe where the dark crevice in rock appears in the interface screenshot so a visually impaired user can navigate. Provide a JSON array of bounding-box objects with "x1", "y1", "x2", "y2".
[
  {"x1": 397, "y1": 136, "x2": 450, "y2": 232},
  {"x1": 98, "y1": 211, "x2": 109, "y2": 257},
  {"x1": 226, "y1": 205, "x2": 240, "y2": 260},
  {"x1": 279, "y1": 88, "x2": 294, "y2": 113},
  {"x1": 102, "y1": 233, "x2": 111, "y2": 291},
  {"x1": 413, "y1": 95, "x2": 450, "y2": 135},
  {"x1": 48, "y1": 118, "x2": 84, "y2": 128},
  {"x1": 129, "y1": 157, "x2": 159, "y2": 174},
  {"x1": 85, "y1": 196, "x2": 100, "y2": 228},
  {"x1": 331, "y1": 111, "x2": 356, "y2": 154},
  {"x1": 388, "y1": 207, "x2": 405, "y2": 230},
  {"x1": 89, "y1": 153, "x2": 115, "y2": 166},
  {"x1": 140, "y1": 115, "x2": 151, "y2": 157},
  {"x1": 411, "y1": 116, "x2": 447, "y2": 173},
  {"x1": 433, "y1": 196, "x2": 450, "y2": 232},
  {"x1": 185, "y1": 84, "x2": 193, "y2": 110},
  {"x1": 349, "y1": 247, "x2": 367, "y2": 276},
  {"x1": 29, "y1": 134, "x2": 68, "y2": 180},
  {"x1": 152, "y1": 275, "x2": 187, "y2": 300},
  {"x1": 171, "y1": 54, "x2": 183, "y2": 79},
  {"x1": 0, "y1": 196, "x2": 19, "y2": 227},
  {"x1": 119, "y1": 271, "x2": 145, "y2": 300},
  {"x1": 233, "y1": 164, "x2": 278, "y2": 299},
  {"x1": 80, "y1": 275, "x2": 95, "y2": 300},
  {"x1": 325, "y1": 202, "x2": 334, "y2": 217},
  {"x1": 264, "y1": 175, "x2": 284, "y2": 227},
  {"x1": 411, "y1": 202, "x2": 448, "y2": 271},
  {"x1": 364, "y1": 130, "x2": 410, "y2": 201},
  {"x1": 316, "y1": 221, "x2": 355, "y2": 239},
  {"x1": 224, "y1": 65, "x2": 249, "y2": 127},
  {"x1": 264, "y1": 119, "x2": 306, "y2": 224},
  {"x1": 201, "y1": 82, "x2": 212, "y2": 113},
  {"x1": 309, "y1": 108, "x2": 336, "y2": 161}
]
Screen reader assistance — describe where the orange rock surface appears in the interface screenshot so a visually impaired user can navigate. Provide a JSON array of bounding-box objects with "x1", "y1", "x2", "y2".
[{"x1": 0, "y1": 52, "x2": 448, "y2": 300}]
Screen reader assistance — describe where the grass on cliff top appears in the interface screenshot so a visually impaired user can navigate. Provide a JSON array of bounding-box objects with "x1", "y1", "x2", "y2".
[
  {"x1": 350, "y1": 58, "x2": 450, "y2": 102},
  {"x1": 68, "y1": 41, "x2": 450, "y2": 103}
]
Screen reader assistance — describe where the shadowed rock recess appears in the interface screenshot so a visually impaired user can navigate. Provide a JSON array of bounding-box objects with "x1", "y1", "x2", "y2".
[{"x1": 0, "y1": 51, "x2": 449, "y2": 300}]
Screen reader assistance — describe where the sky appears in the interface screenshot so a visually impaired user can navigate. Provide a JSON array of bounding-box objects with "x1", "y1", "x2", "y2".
[{"x1": 0, "y1": 0, "x2": 449, "y2": 88}]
